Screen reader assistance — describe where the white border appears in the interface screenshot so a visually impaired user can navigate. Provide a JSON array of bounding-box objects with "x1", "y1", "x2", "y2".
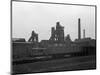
[{"x1": 0, "y1": 0, "x2": 100, "y2": 75}]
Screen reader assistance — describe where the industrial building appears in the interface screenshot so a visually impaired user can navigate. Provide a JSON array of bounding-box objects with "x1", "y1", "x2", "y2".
[{"x1": 12, "y1": 18, "x2": 96, "y2": 60}]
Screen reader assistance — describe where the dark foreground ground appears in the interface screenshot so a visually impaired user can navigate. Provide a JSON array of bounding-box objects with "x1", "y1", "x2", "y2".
[{"x1": 12, "y1": 55, "x2": 96, "y2": 74}]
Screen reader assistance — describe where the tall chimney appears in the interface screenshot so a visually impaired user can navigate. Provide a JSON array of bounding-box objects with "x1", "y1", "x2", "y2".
[
  {"x1": 83, "y1": 29, "x2": 85, "y2": 38},
  {"x1": 78, "y1": 18, "x2": 81, "y2": 40}
]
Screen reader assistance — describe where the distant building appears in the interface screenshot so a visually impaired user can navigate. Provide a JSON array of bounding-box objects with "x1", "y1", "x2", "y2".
[
  {"x1": 49, "y1": 22, "x2": 64, "y2": 43},
  {"x1": 65, "y1": 34, "x2": 71, "y2": 42},
  {"x1": 65, "y1": 34, "x2": 72, "y2": 46},
  {"x1": 28, "y1": 30, "x2": 38, "y2": 43},
  {"x1": 12, "y1": 38, "x2": 26, "y2": 42}
]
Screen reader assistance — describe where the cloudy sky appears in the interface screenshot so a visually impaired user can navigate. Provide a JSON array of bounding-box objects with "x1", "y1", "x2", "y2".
[{"x1": 12, "y1": 1, "x2": 95, "y2": 41}]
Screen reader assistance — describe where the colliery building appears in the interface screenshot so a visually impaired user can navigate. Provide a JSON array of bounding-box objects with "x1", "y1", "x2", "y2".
[{"x1": 12, "y1": 18, "x2": 96, "y2": 60}]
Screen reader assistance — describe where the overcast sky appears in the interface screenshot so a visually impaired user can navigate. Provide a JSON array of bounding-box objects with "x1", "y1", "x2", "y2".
[{"x1": 12, "y1": 1, "x2": 95, "y2": 41}]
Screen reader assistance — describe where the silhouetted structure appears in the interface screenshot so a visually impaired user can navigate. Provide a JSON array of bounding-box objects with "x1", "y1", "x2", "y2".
[
  {"x1": 49, "y1": 22, "x2": 64, "y2": 43},
  {"x1": 78, "y1": 18, "x2": 81, "y2": 40},
  {"x1": 83, "y1": 29, "x2": 85, "y2": 38},
  {"x1": 28, "y1": 30, "x2": 38, "y2": 43}
]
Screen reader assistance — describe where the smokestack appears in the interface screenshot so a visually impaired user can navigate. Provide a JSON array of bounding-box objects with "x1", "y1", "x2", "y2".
[
  {"x1": 83, "y1": 29, "x2": 85, "y2": 38},
  {"x1": 78, "y1": 18, "x2": 81, "y2": 40}
]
